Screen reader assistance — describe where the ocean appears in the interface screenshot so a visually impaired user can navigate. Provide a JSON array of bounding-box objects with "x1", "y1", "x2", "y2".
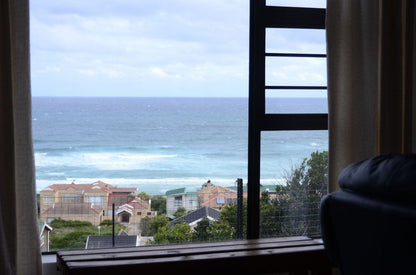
[{"x1": 32, "y1": 97, "x2": 328, "y2": 195}]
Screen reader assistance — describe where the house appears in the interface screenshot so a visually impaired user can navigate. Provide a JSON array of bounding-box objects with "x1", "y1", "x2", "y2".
[
  {"x1": 170, "y1": 206, "x2": 221, "y2": 228},
  {"x1": 115, "y1": 197, "x2": 157, "y2": 224},
  {"x1": 39, "y1": 181, "x2": 137, "y2": 225},
  {"x1": 165, "y1": 187, "x2": 198, "y2": 217},
  {"x1": 85, "y1": 235, "x2": 139, "y2": 249},
  {"x1": 41, "y1": 202, "x2": 104, "y2": 226},
  {"x1": 38, "y1": 221, "x2": 52, "y2": 252},
  {"x1": 198, "y1": 180, "x2": 245, "y2": 211}
]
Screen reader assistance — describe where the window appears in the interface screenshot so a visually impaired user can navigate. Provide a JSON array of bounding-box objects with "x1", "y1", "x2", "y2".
[
  {"x1": 87, "y1": 196, "x2": 104, "y2": 206},
  {"x1": 31, "y1": 0, "x2": 327, "y2": 252},
  {"x1": 174, "y1": 196, "x2": 183, "y2": 208},
  {"x1": 247, "y1": 2, "x2": 327, "y2": 239},
  {"x1": 43, "y1": 196, "x2": 53, "y2": 205},
  {"x1": 61, "y1": 193, "x2": 82, "y2": 203}
]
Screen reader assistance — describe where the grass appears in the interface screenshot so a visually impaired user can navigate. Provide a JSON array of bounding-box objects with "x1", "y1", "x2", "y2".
[{"x1": 49, "y1": 218, "x2": 126, "y2": 251}]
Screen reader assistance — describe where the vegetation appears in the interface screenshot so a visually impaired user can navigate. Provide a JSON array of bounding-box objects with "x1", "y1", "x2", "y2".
[
  {"x1": 153, "y1": 223, "x2": 192, "y2": 244},
  {"x1": 215, "y1": 150, "x2": 328, "y2": 238},
  {"x1": 49, "y1": 218, "x2": 126, "y2": 251},
  {"x1": 140, "y1": 215, "x2": 169, "y2": 236},
  {"x1": 173, "y1": 207, "x2": 187, "y2": 219},
  {"x1": 152, "y1": 217, "x2": 234, "y2": 244},
  {"x1": 147, "y1": 151, "x2": 328, "y2": 244},
  {"x1": 137, "y1": 191, "x2": 150, "y2": 201},
  {"x1": 151, "y1": 196, "x2": 166, "y2": 214},
  {"x1": 46, "y1": 151, "x2": 327, "y2": 249}
]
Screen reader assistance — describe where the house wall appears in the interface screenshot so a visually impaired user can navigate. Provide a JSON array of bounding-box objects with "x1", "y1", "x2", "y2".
[
  {"x1": 166, "y1": 194, "x2": 183, "y2": 216},
  {"x1": 184, "y1": 193, "x2": 198, "y2": 212},
  {"x1": 117, "y1": 211, "x2": 157, "y2": 224},
  {"x1": 166, "y1": 193, "x2": 198, "y2": 216}
]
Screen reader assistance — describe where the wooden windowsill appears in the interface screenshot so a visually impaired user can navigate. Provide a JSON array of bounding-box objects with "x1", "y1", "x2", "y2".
[{"x1": 57, "y1": 236, "x2": 332, "y2": 275}]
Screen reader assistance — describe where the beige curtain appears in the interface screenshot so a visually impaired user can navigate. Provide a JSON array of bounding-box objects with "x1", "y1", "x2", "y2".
[
  {"x1": 327, "y1": 0, "x2": 416, "y2": 192},
  {"x1": 0, "y1": 0, "x2": 42, "y2": 274}
]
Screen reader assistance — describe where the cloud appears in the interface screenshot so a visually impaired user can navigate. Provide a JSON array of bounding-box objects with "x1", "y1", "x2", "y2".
[
  {"x1": 150, "y1": 67, "x2": 182, "y2": 80},
  {"x1": 30, "y1": 0, "x2": 325, "y2": 97}
]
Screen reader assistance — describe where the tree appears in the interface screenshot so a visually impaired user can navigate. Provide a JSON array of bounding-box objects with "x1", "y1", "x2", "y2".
[
  {"x1": 208, "y1": 220, "x2": 234, "y2": 241},
  {"x1": 173, "y1": 207, "x2": 187, "y2": 219},
  {"x1": 280, "y1": 150, "x2": 328, "y2": 236},
  {"x1": 151, "y1": 196, "x2": 166, "y2": 214},
  {"x1": 193, "y1": 217, "x2": 211, "y2": 241},
  {"x1": 153, "y1": 223, "x2": 192, "y2": 244},
  {"x1": 137, "y1": 191, "x2": 150, "y2": 201},
  {"x1": 140, "y1": 214, "x2": 169, "y2": 236},
  {"x1": 219, "y1": 199, "x2": 247, "y2": 238}
]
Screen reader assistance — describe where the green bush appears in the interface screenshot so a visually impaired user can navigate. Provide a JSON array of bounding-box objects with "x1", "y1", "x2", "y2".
[
  {"x1": 50, "y1": 230, "x2": 94, "y2": 250},
  {"x1": 99, "y1": 219, "x2": 113, "y2": 226}
]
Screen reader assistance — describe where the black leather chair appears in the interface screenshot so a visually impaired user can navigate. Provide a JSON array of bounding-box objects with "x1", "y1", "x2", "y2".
[{"x1": 320, "y1": 154, "x2": 416, "y2": 275}]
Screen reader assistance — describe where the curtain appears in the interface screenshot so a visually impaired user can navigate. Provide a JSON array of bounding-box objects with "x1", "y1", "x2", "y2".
[
  {"x1": 0, "y1": 0, "x2": 42, "y2": 274},
  {"x1": 327, "y1": 0, "x2": 416, "y2": 192}
]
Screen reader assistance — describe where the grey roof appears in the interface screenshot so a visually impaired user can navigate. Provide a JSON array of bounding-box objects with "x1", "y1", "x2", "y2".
[
  {"x1": 86, "y1": 235, "x2": 138, "y2": 249},
  {"x1": 170, "y1": 206, "x2": 221, "y2": 227}
]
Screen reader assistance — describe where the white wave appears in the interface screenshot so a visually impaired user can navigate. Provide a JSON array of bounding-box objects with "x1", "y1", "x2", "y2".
[
  {"x1": 34, "y1": 151, "x2": 177, "y2": 170},
  {"x1": 47, "y1": 172, "x2": 65, "y2": 176}
]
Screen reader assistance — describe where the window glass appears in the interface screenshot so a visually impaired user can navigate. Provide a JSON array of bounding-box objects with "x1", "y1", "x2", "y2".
[
  {"x1": 266, "y1": 57, "x2": 327, "y2": 87},
  {"x1": 266, "y1": 28, "x2": 326, "y2": 54},
  {"x1": 260, "y1": 131, "x2": 328, "y2": 237}
]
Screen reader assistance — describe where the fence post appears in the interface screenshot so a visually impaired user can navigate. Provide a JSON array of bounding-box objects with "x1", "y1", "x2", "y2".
[
  {"x1": 236, "y1": 178, "x2": 243, "y2": 239},
  {"x1": 112, "y1": 203, "x2": 115, "y2": 247}
]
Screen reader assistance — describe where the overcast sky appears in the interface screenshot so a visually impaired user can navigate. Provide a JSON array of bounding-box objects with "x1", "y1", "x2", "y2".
[{"x1": 30, "y1": 0, "x2": 326, "y2": 97}]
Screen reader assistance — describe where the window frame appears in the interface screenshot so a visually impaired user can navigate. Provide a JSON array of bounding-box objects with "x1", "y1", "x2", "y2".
[
  {"x1": 247, "y1": 1, "x2": 327, "y2": 239},
  {"x1": 40, "y1": 1, "x2": 329, "y2": 257}
]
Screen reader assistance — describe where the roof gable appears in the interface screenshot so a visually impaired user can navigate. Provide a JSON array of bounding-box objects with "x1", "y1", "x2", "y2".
[{"x1": 170, "y1": 207, "x2": 220, "y2": 226}]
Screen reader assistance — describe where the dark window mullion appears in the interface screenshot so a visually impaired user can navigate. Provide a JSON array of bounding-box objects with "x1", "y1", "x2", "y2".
[
  {"x1": 266, "y1": 86, "x2": 327, "y2": 90},
  {"x1": 247, "y1": 0, "x2": 266, "y2": 240},
  {"x1": 265, "y1": 53, "x2": 326, "y2": 58},
  {"x1": 261, "y1": 114, "x2": 328, "y2": 131}
]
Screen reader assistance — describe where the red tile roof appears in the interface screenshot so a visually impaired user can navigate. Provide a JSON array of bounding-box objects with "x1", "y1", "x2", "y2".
[
  {"x1": 127, "y1": 197, "x2": 150, "y2": 210},
  {"x1": 42, "y1": 202, "x2": 102, "y2": 215},
  {"x1": 41, "y1": 181, "x2": 137, "y2": 194}
]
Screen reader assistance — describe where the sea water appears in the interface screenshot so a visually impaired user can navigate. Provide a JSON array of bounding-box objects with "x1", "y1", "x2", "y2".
[{"x1": 32, "y1": 97, "x2": 328, "y2": 194}]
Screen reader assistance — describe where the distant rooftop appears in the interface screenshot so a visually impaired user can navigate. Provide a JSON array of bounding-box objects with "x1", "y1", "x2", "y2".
[
  {"x1": 165, "y1": 187, "x2": 198, "y2": 196},
  {"x1": 85, "y1": 235, "x2": 138, "y2": 249},
  {"x1": 40, "y1": 181, "x2": 137, "y2": 194},
  {"x1": 170, "y1": 206, "x2": 220, "y2": 227}
]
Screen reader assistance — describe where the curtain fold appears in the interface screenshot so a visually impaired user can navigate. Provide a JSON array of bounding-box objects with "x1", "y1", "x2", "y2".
[
  {"x1": 0, "y1": 0, "x2": 42, "y2": 274},
  {"x1": 327, "y1": 0, "x2": 416, "y2": 192}
]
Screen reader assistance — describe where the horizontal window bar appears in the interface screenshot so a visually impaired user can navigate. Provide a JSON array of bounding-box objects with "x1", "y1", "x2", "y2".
[
  {"x1": 265, "y1": 86, "x2": 327, "y2": 90},
  {"x1": 265, "y1": 53, "x2": 326, "y2": 58},
  {"x1": 264, "y1": 7, "x2": 326, "y2": 29},
  {"x1": 261, "y1": 114, "x2": 328, "y2": 130}
]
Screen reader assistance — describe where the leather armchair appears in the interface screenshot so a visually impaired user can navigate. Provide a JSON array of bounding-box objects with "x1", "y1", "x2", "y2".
[{"x1": 320, "y1": 154, "x2": 416, "y2": 274}]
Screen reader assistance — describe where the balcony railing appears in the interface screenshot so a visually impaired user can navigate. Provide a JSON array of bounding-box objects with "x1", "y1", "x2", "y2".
[{"x1": 38, "y1": 184, "x2": 326, "y2": 252}]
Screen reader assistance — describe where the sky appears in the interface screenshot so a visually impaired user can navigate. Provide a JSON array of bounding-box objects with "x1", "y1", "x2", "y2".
[{"x1": 30, "y1": 0, "x2": 327, "y2": 97}]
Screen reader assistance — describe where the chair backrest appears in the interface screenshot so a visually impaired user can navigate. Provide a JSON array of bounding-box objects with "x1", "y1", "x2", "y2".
[{"x1": 320, "y1": 154, "x2": 416, "y2": 275}]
